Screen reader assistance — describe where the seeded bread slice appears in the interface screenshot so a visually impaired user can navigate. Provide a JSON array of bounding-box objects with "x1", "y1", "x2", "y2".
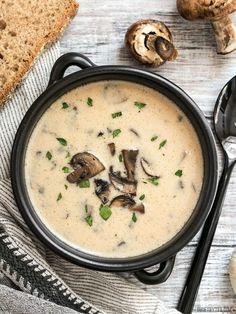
[{"x1": 0, "y1": 0, "x2": 78, "y2": 105}]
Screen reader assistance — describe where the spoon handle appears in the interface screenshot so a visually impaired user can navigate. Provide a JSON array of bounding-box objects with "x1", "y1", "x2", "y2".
[{"x1": 177, "y1": 160, "x2": 235, "y2": 314}]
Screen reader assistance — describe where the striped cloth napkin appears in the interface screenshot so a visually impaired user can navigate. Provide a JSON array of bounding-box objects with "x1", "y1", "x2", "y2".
[{"x1": 0, "y1": 43, "x2": 180, "y2": 314}]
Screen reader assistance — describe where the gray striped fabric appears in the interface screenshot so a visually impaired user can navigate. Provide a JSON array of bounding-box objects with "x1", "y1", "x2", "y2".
[{"x1": 0, "y1": 43, "x2": 180, "y2": 314}]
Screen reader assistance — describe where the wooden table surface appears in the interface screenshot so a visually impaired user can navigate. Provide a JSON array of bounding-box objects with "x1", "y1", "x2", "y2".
[{"x1": 60, "y1": 0, "x2": 236, "y2": 312}]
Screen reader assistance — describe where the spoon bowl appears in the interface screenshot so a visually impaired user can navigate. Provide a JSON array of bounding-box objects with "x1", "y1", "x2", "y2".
[{"x1": 214, "y1": 75, "x2": 236, "y2": 161}]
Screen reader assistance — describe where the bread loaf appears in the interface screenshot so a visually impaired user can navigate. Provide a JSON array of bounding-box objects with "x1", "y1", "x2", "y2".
[{"x1": 0, "y1": 0, "x2": 78, "y2": 105}]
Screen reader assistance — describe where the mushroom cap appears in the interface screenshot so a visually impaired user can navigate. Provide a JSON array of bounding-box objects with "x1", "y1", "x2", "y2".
[
  {"x1": 125, "y1": 19, "x2": 177, "y2": 66},
  {"x1": 110, "y1": 195, "x2": 145, "y2": 214},
  {"x1": 109, "y1": 166, "x2": 137, "y2": 195},
  {"x1": 140, "y1": 157, "x2": 159, "y2": 178},
  {"x1": 177, "y1": 0, "x2": 236, "y2": 21},
  {"x1": 110, "y1": 195, "x2": 135, "y2": 208},
  {"x1": 94, "y1": 179, "x2": 110, "y2": 204},
  {"x1": 67, "y1": 152, "x2": 105, "y2": 183},
  {"x1": 122, "y1": 149, "x2": 139, "y2": 180},
  {"x1": 108, "y1": 142, "x2": 116, "y2": 156}
]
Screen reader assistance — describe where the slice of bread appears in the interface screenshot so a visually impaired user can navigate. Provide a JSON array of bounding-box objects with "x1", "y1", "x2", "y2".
[{"x1": 0, "y1": 0, "x2": 78, "y2": 105}]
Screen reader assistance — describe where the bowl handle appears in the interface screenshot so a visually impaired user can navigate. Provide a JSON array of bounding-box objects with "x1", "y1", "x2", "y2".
[
  {"x1": 134, "y1": 256, "x2": 175, "y2": 285},
  {"x1": 48, "y1": 53, "x2": 95, "y2": 87}
]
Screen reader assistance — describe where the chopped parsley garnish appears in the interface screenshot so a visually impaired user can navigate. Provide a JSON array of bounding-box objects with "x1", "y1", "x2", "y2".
[
  {"x1": 85, "y1": 215, "x2": 93, "y2": 226},
  {"x1": 112, "y1": 111, "x2": 122, "y2": 119},
  {"x1": 85, "y1": 204, "x2": 88, "y2": 213},
  {"x1": 62, "y1": 102, "x2": 69, "y2": 109},
  {"x1": 62, "y1": 166, "x2": 70, "y2": 173},
  {"x1": 159, "y1": 139, "x2": 167, "y2": 149},
  {"x1": 134, "y1": 101, "x2": 146, "y2": 110},
  {"x1": 78, "y1": 180, "x2": 90, "y2": 188},
  {"x1": 46, "y1": 151, "x2": 52, "y2": 160},
  {"x1": 87, "y1": 97, "x2": 93, "y2": 107},
  {"x1": 118, "y1": 153, "x2": 123, "y2": 162},
  {"x1": 175, "y1": 169, "x2": 183, "y2": 177},
  {"x1": 64, "y1": 184, "x2": 68, "y2": 190},
  {"x1": 132, "y1": 212, "x2": 137, "y2": 223},
  {"x1": 139, "y1": 194, "x2": 145, "y2": 201},
  {"x1": 56, "y1": 137, "x2": 67, "y2": 146},
  {"x1": 147, "y1": 176, "x2": 159, "y2": 186},
  {"x1": 65, "y1": 151, "x2": 71, "y2": 158},
  {"x1": 151, "y1": 135, "x2": 158, "y2": 142},
  {"x1": 57, "y1": 193, "x2": 62, "y2": 201},
  {"x1": 112, "y1": 129, "x2": 121, "y2": 138},
  {"x1": 99, "y1": 204, "x2": 112, "y2": 220}
]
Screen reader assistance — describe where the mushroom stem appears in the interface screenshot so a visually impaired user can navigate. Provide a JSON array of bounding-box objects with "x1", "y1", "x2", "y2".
[{"x1": 212, "y1": 16, "x2": 236, "y2": 54}]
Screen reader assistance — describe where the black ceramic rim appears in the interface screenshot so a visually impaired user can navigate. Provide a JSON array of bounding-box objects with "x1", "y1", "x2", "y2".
[{"x1": 11, "y1": 65, "x2": 218, "y2": 272}]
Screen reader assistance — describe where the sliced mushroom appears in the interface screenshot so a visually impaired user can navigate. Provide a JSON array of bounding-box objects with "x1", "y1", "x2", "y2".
[
  {"x1": 122, "y1": 149, "x2": 139, "y2": 180},
  {"x1": 67, "y1": 152, "x2": 105, "y2": 183},
  {"x1": 104, "y1": 83, "x2": 128, "y2": 104},
  {"x1": 179, "y1": 180, "x2": 184, "y2": 189},
  {"x1": 129, "y1": 128, "x2": 140, "y2": 137},
  {"x1": 110, "y1": 195, "x2": 135, "y2": 208},
  {"x1": 94, "y1": 179, "x2": 110, "y2": 204},
  {"x1": 109, "y1": 166, "x2": 137, "y2": 195},
  {"x1": 110, "y1": 195, "x2": 145, "y2": 214},
  {"x1": 118, "y1": 241, "x2": 126, "y2": 247},
  {"x1": 108, "y1": 143, "x2": 116, "y2": 156},
  {"x1": 125, "y1": 19, "x2": 177, "y2": 66},
  {"x1": 129, "y1": 203, "x2": 145, "y2": 214},
  {"x1": 140, "y1": 157, "x2": 159, "y2": 177}
]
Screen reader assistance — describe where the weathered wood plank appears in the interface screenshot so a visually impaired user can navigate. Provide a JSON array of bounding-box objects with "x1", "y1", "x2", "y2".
[
  {"x1": 59, "y1": 0, "x2": 236, "y2": 311},
  {"x1": 123, "y1": 246, "x2": 236, "y2": 312}
]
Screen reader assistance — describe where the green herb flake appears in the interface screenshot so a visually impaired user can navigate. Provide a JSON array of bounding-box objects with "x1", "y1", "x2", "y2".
[
  {"x1": 132, "y1": 212, "x2": 137, "y2": 223},
  {"x1": 159, "y1": 139, "x2": 167, "y2": 149},
  {"x1": 64, "y1": 184, "x2": 68, "y2": 190},
  {"x1": 99, "y1": 204, "x2": 112, "y2": 220},
  {"x1": 175, "y1": 169, "x2": 183, "y2": 177},
  {"x1": 151, "y1": 135, "x2": 158, "y2": 142},
  {"x1": 112, "y1": 129, "x2": 121, "y2": 138},
  {"x1": 57, "y1": 192, "x2": 62, "y2": 201},
  {"x1": 79, "y1": 180, "x2": 90, "y2": 188},
  {"x1": 139, "y1": 194, "x2": 145, "y2": 201},
  {"x1": 85, "y1": 204, "x2": 88, "y2": 213},
  {"x1": 87, "y1": 97, "x2": 93, "y2": 107},
  {"x1": 56, "y1": 137, "x2": 67, "y2": 146},
  {"x1": 62, "y1": 166, "x2": 70, "y2": 173},
  {"x1": 147, "y1": 176, "x2": 159, "y2": 186},
  {"x1": 112, "y1": 111, "x2": 122, "y2": 119},
  {"x1": 134, "y1": 101, "x2": 146, "y2": 110},
  {"x1": 118, "y1": 153, "x2": 123, "y2": 162},
  {"x1": 46, "y1": 151, "x2": 52, "y2": 160},
  {"x1": 85, "y1": 215, "x2": 93, "y2": 226},
  {"x1": 65, "y1": 151, "x2": 71, "y2": 158},
  {"x1": 62, "y1": 102, "x2": 69, "y2": 109}
]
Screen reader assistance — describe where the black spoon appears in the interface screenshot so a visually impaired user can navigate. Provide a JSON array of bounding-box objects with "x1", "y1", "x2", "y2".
[{"x1": 177, "y1": 76, "x2": 236, "y2": 313}]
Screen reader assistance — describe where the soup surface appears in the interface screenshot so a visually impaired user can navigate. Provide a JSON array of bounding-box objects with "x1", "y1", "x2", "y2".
[{"x1": 25, "y1": 81, "x2": 203, "y2": 258}]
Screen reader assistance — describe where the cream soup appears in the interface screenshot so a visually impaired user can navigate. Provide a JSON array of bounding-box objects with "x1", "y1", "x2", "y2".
[{"x1": 25, "y1": 81, "x2": 203, "y2": 258}]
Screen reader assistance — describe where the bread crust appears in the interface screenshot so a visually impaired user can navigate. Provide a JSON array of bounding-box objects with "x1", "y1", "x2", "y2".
[{"x1": 0, "y1": 1, "x2": 79, "y2": 106}]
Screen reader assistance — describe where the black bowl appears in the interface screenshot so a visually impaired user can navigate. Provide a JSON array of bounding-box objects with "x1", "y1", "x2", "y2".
[{"x1": 11, "y1": 53, "x2": 218, "y2": 285}]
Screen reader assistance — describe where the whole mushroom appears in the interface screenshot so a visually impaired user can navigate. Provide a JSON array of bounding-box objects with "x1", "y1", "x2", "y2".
[
  {"x1": 125, "y1": 19, "x2": 178, "y2": 66},
  {"x1": 177, "y1": 0, "x2": 236, "y2": 54}
]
